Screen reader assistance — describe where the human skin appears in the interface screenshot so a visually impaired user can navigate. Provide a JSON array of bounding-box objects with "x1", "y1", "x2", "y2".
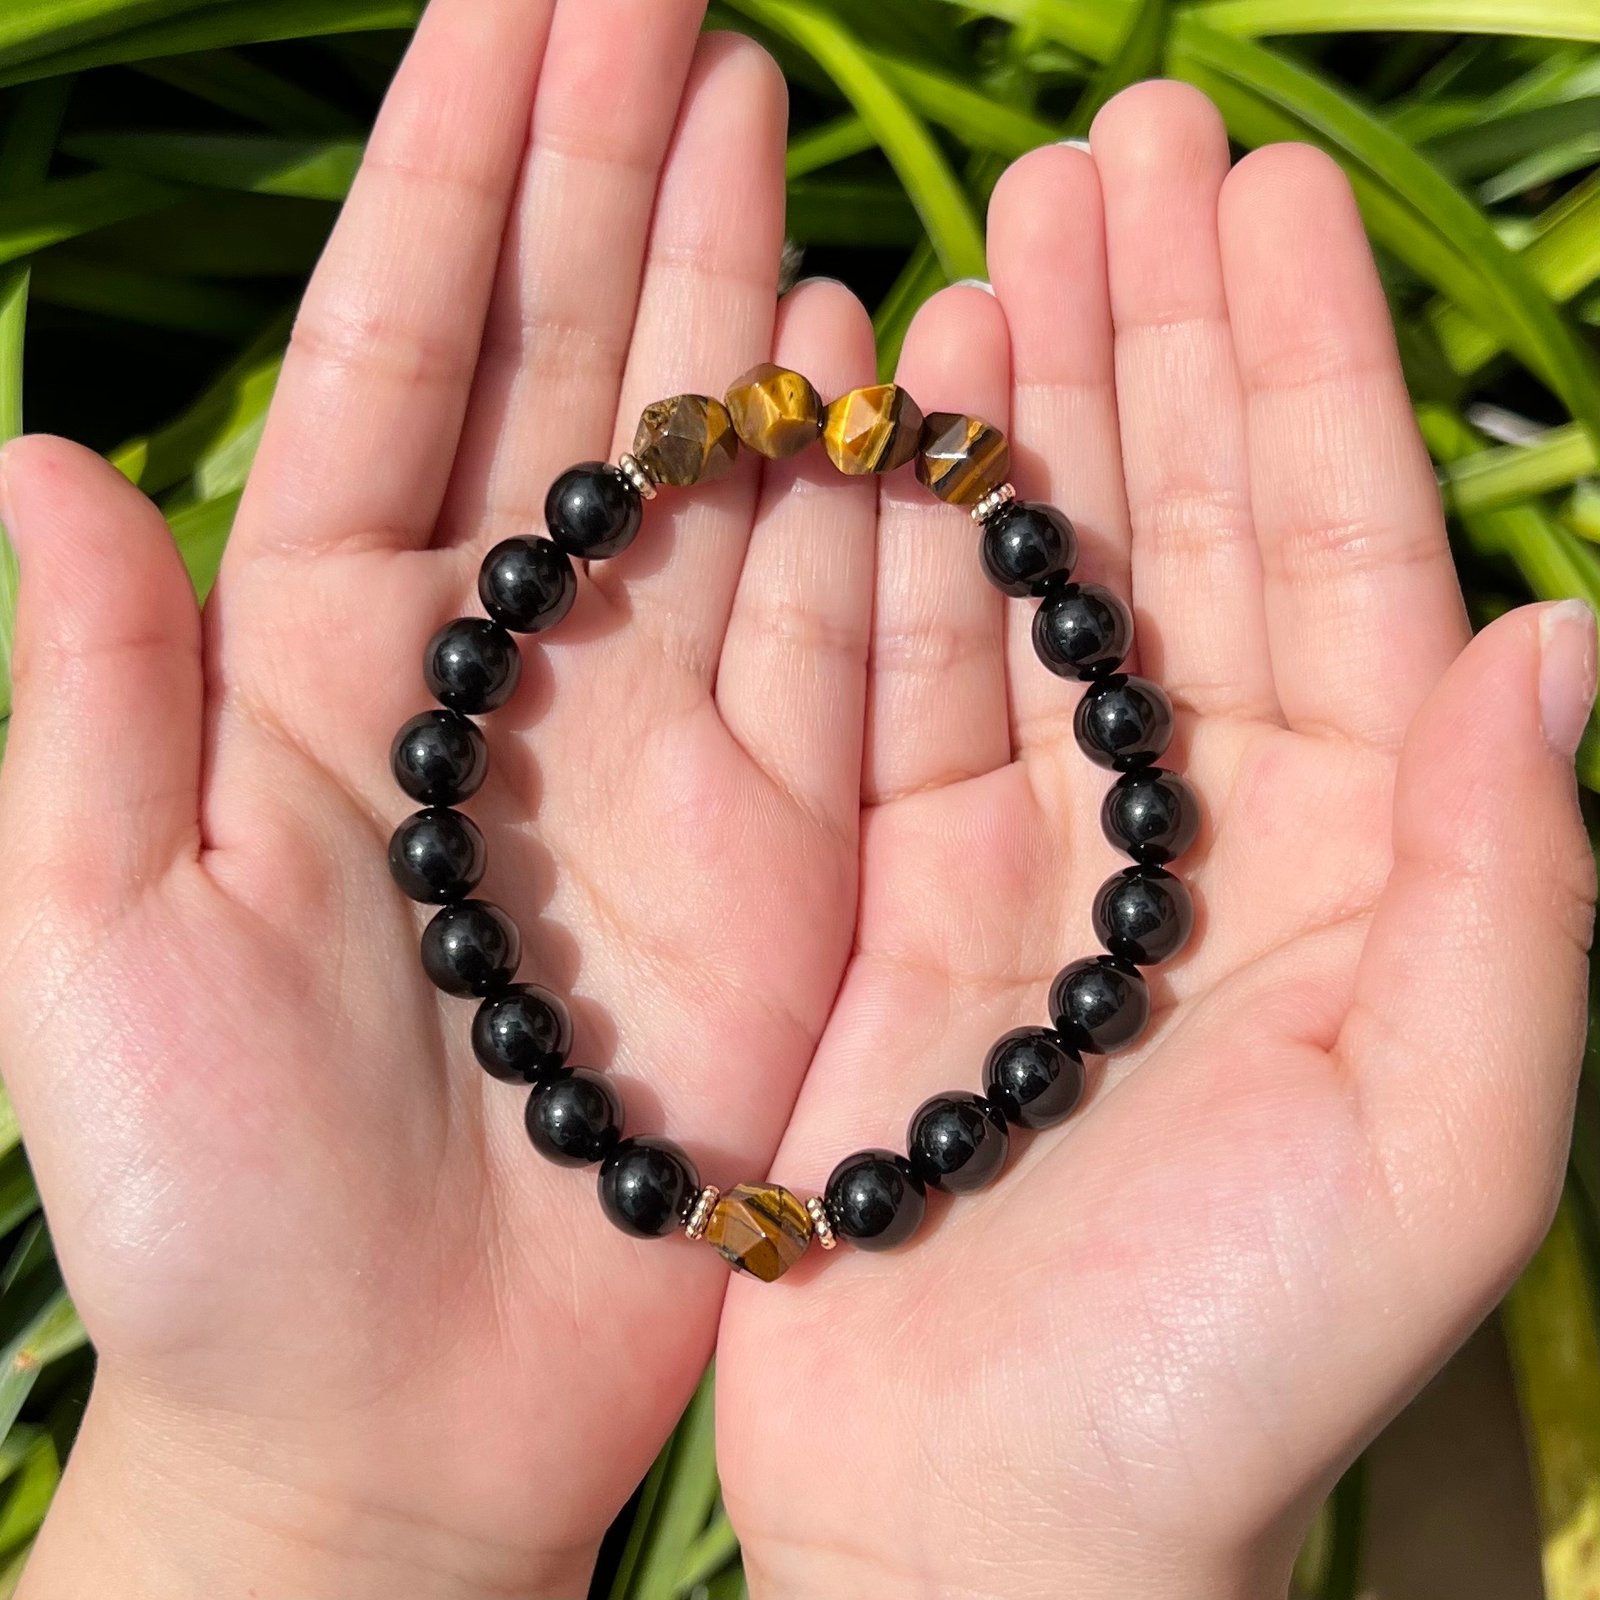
[{"x1": 0, "y1": 2, "x2": 1591, "y2": 1598}]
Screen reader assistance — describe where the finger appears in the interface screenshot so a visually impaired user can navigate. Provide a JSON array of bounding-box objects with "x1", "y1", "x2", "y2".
[
  {"x1": 1220, "y1": 144, "x2": 1469, "y2": 749},
  {"x1": 716, "y1": 279, "x2": 878, "y2": 831},
  {"x1": 233, "y1": 0, "x2": 557, "y2": 561},
  {"x1": 0, "y1": 437, "x2": 202, "y2": 892},
  {"x1": 867, "y1": 284, "x2": 1012, "y2": 804},
  {"x1": 1092, "y1": 82, "x2": 1276, "y2": 723}
]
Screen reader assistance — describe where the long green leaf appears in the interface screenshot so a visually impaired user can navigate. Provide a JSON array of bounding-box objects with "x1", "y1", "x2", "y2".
[
  {"x1": 873, "y1": 54, "x2": 1060, "y2": 156},
  {"x1": 787, "y1": 179, "x2": 920, "y2": 247},
  {"x1": 1068, "y1": 0, "x2": 1171, "y2": 135},
  {"x1": 64, "y1": 133, "x2": 363, "y2": 202},
  {"x1": 0, "y1": 171, "x2": 178, "y2": 269},
  {"x1": 136, "y1": 48, "x2": 357, "y2": 134},
  {"x1": 1197, "y1": 0, "x2": 1600, "y2": 42},
  {"x1": 1439, "y1": 421, "x2": 1597, "y2": 516},
  {"x1": 785, "y1": 113, "x2": 873, "y2": 180}
]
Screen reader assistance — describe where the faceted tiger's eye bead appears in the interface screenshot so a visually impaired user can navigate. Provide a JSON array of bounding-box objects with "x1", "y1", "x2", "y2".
[
  {"x1": 1049, "y1": 956, "x2": 1150, "y2": 1055},
  {"x1": 387, "y1": 808, "x2": 487, "y2": 904},
  {"x1": 477, "y1": 537, "x2": 576, "y2": 634},
  {"x1": 424, "y1": 618, "x2": 522, "y2": 715},
  {"x1": 390, "y1": 710, "x2": 488, "y2": 807},
  {"x1": 420, "y1": 900, "x2": 521, "y2": 997},
  {"x1": 546, "y1": 463, "x2": 642, "y2": 560},
  {"x1": 703, "y1": 1183, "x2": 814, "y2": 1282},
  {"x1": 1101, "y1": 769, "x2": 1199, "y2": 865},
  {"x1": 915, "y1": 412, "x2": 1010, "y2": 507},
  {"x1": 824, "y1": 1149, "x2": 925, "y2": 1251},
  {"x1": 1074, "y1": 674, "x2": 1174, "y2": 771},
  {"x1": 473, "y1": 982, "x2": 573, "y2": 1082},
  {"x1": 724, "y1": 363, "x2": 823, "y2": 459},
  {"x1": 1092, "y1": 866, "x2": 1194, "y2": 967},
  {"x1": 599, "y1": 1137, "x2": 700, "y2": 1238},
  {"x1": 822, "y1": 384, "x2": 924, "y2": 475},
  {"x1": 1033, "y1": 582, "x2": 1131, "y2": 679},
  {"x1": 979, "y1": 501, "x2": 1076, "y2": 597},
  {"x1": 525, "y1": 1067, "x2": 622, "y2": 1165},
  {"x1": 907, "y1": 1091, "x2": 1009, "y2": 1192},
  {"x1": 633, "y1": 394, "x2": 739, "y2": 487},
  {"x1": 982, "y1": 1028, "x2": 1086, "y2": 1131}
]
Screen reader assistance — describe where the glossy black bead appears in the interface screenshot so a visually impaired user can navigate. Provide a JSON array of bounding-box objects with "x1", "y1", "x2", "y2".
[
  {"x1": 477, "y1": 536, "x2": 577, "y2": 634},
  {"x1": 907, "y1": 1091, "x2": 1009, "y2": 1193},
  {"x1": 423, "y1": 617, "x2": 521, "y2": 715},
  {"x1": 598, "y1": 1137, "x2": 699, "y2": 1238},
  {"x1": 1033, "y1": 582, "x2": 1132, "y2": 679},
  {"x1": 981, "y1": 1027, "x2": 1086, "y2": 1130},
  {"x1": 824, "y1": 1149, "x2": 926, "y2": 1251},
  {"x1": 978, "y1": 501, "x2": 1076, "y2": 598},
  {"x1": 390, "y1": 710, "x2": 488, "y2": 806},
  {"x1": 545, "y1": 463, "x2": 642, "y2": 561},
  {"x1": 1073, "y1": 674, "x2": 1174, "y2": 770},
  {"x1": 419, "y1": 899, "x2": 521, "y2": 997},
  {"x1": 524, "y1": 1067, "x2": 622, "y2": 1165},
  {"x1": 473, "y1": 983, "x2": 574, "y2": 1082},
  {"x1": 387, "y1": 808, "x2": 487, "y2": 903},
  {"x1": 1049, "y1": 956, "x2": 1150, "y2": 1055},
  {"x1": 1092, "y1": 866, "x2": 1194, "y2": 966},
  {"x1": 1100, "y1": 768, "x2": 1199, "y2": 865}
]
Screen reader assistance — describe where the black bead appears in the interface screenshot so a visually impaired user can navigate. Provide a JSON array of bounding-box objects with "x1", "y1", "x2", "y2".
[
  {"x1": 477, "y1": 536, "x2": 577, "y2": 634},
  {"x1": 387, "y1": 808, "x2": 487, "y2": 904},
  {"x1": 978, "y1": 501, "x2": 1076, "y2": 598},
  {"x1": 1073, "y1": 674, "x2": 1173, "y2": 770},
  {"x1": 524, "y1": 1067, "x2": 622, "y2": 1165},
  {"x1": 981, "y1": 1027, "x2": 1086, "y2": 1130},
  {"x1": 1101, "y1": 768, "x2": 1199, "y2": 865},
  {"x1": 598, "y1": 1137, "x2": 699, "y2": 1238},
  {"x1": 1049, "y1": 956, "x2": 1150, "y2": 1055},
  {"x1": 419, "y1": 900, "x2": 520, "y2": 997},
  {"x1": 907, "y1": 1092, "x2": 1010, "y2": 1193},
  {"x1": 390, "y1": 710, "x2": 488, "y2": 806},
  {"x1": 1033, "y1": 582, "x2": 1132, "y2": 679},
  {"x1": 423, "y1": 618, "x2": 522, "y2": 715},
  {"x1": 473, "y1": 983, "x2": 574, "y2": 1082},
  {"x1": 545, "y1": 463, "x2": 642, "y2": 561},
  {"x1": 824, "y1": 1149, "x2": 926, "y2": 1251},
  {"x1": 1092, "y1": 866, "x2": 1194, "y2": 966}
]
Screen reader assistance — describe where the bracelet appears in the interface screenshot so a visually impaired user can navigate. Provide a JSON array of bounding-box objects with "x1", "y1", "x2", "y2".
[{"x1": 387, "y1": 367, "x2": 1198, "y2": 1282}]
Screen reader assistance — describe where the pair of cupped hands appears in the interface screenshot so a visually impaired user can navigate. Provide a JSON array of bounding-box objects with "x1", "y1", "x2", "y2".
[{"x1": 0, "y1": 3, "x2": 1593, "y2": 1597}]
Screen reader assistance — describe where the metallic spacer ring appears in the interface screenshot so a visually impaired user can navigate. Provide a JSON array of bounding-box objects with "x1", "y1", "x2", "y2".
[
  {"x1": 684, "y1": 1185, "x2": 720, "y2": 1241},
  {"x1": 971, "y1": 481, "x2": 1017, "y2": 524},
  {"x1": 617, "y1": 452, "x2": 658, "y2": 500},
  {"x1": 805, "y1": 1196, "x2": 837, "y2": 1250}
]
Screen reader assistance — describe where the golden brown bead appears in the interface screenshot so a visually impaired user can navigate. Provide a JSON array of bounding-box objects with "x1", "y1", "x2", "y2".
[
  {"x1": 633, "y1": 394, "x2": 739, "y2": 487},
  {"x1": 822, "y1": 384, "x2": 924, "y2": 475},
  {"x1": 703, "y1": 1182, "x2": 814, "y2": 1282},
  {"x1": 724, "y1": 363, "x2": 823, "y2": 459},
  {"x1": 916, "y1": 412, "x2": 1011, "y2": 507}
]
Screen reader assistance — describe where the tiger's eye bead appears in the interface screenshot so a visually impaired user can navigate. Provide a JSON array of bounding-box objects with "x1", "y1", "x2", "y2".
[
  {"x1": 915, "y1": 412, "x2": 1010, "y2": 506},
  {"x1": 599, "y1": 1137, "x2": 700, "y2": 1238},
  {"x1": 420, "y1": 900, "x2": 521, "y2": 997},
  {"x1": 472, "y1": 983, "x2": 573, "y2": 1082},
  {"x1": 390, "y1": 711, "x2": 487, "y2": 807},
  {"x1": 724, "y1": 363, "x2": 823, "y2": 459},
  {"x1": 907, "y1": 1091, "x2": 1009, "y2": 1192},
  {"x1": 1033, "y1": 582, "x2": 1131, "y2": 679},
  {"x1": 1049, "y1": 956, "x2": 1150, "y2": 1055},
  {"x1": 1092, "y1": 866, "x2": 1194, "y2": 966},
  {"x1": 1101, "y1": 769, "x2": 1199, "y2": 865},
  {"x1": 477, "y1": 537, "x2": 576, "y2": 634},
  {"x1": 703, "y1": 1183, "x2": 814, "y2": 1282},
  {"x1": 387, "y1": 808, "x2": 486, "y2": 904},
  {"x1": 424, "y1": 618, "x2": 522, "y2": 715},
  {"x1": 824, "y1": 1149, "x2": 925, "y2": 1251},
  {"x1": 979, "y1": 501, "x2": 1076, "y2": 597},
  {"x1": 525, "y1": 1067, "x2": 622, "y2": 1165},
  {"x1": 633, "y1": 394, "x2": 739, "y2": 487},
  {"x1": 822, "y1": 383, "x2": 924, "y2": 475},
  {"x1": 1074, "y1": 674, "x2": 1173, "y2": 770},
  {"x1": 981, "y1": 1028, "x2": 1086, "y2": 1130},
  {"x1": 546, "y1": 463, "x2": 642, "y2": 560}
]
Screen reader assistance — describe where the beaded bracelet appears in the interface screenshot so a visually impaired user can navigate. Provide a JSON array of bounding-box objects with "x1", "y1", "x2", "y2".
[{"x1": 387, "y1": 367, "x2": 1197, "y2": 1282}]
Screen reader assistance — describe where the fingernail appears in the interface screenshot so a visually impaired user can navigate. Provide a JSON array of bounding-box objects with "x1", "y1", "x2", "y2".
[
  {"x1": 1056, "y1": 137, "x2": 1092, "y2": 152},
  {"x1": 953, "y1": 277, "x2": 995, "y2": 295},
  {"x1": 1539, "y1": 599, "x2": 1597, "y2": 757}
]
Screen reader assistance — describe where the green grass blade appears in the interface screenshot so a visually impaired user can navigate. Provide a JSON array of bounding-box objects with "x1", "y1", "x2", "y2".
[
  {"x1": 675, "y1": 1510, "x2": 740, "y2": 1592},
  {"x1": 0, "y1": 1151, "x2": 38, "y2": 1243},
  {"x1": 0, "y1": 1433, "x2": 56, "y2": 1561},
  {"x1": 1424, "y1": 96, "x2": 1600, "y2": 184},
  {"x1": 873, "y1": 54, "x2": 1060, "y2": 156},
  {"x1": 1196, "y1": 0, "x2": 1600, "y2": 42},
  {"x1": 167, "y1": 490, "x2": 243, "y2": 599},
  {"x1": 786, "y1": 113, "x2": 873, "y2": 180},
  {"x1": 31, "y1": 256, "x2": 266, "y2": 338},
  {"x1": 0, "y1": 171, "x2": 179, "y2": 269},
  {"x1": 1068, "y1": 0, "x2": 1171, "y2": 135},
  {"x1": 1439, "y1": 421, "x2": 1597, "y2": 516},
  {"x1": 787, "y1": 178, "x2": 920, "y2": 246},
  {"x1": 64, "y1": 132, "x2": 363, "y2": 201},
  {"x1": 873, "y1": 238, "x2": 947, "y2": 378},
  {"x1": 135, "y1": 48, "x2": 357, "y2": 134}
]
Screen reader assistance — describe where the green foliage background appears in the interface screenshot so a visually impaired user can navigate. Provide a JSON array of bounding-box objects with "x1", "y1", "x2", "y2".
[{"x1": 0, "y1": 1, "x2": 1599, "y2": 1595}]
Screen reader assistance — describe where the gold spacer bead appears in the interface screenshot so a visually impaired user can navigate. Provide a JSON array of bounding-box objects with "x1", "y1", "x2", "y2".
[
  {"x1": 805, "y1": 1195, "x2": 837, "y2": 1251},
  {"x1": 971, "y1": 482, "x2": 1017, "y2": 524},
  {"x1": 684, "y1": 1185, "x2": 720, "y2": 1242},
  {"x1": 616, "y1": 452, "x2": 658, "y2": 500}
]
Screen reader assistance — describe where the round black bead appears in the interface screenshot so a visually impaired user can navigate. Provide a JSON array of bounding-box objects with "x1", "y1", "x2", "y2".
[
  {"x1": 524, "y1": 1067, "x2": 622, "y2": 1165},
  {"x1": 473, "y1": 983, "x2": 574, "y2": 1082},
  {"x1": 1033, "y1": 582, "x2": 1132, "y2": 679},
  {"x1": 907, "y1": 1092, "x2": 1010, "y2": 1193},
  {"x1": 387, "y1": 808, "x2": 487, "y2": 904},
  {"x1": 978, "y1": 501, "x2": 1076, "y2": 598},
  {"x1": 1092, "y1": 866, "x2": 1194, "y2": 966},
  {"x1": 824, "y1": 1149, "x2": 926, "y2": 1251},
  {"x1": 1073, "y1": 674, "x2": 1173, "y2": 770},
  {"x1": 423, "y1": 617, "x2": 522, "y2": 715},
  {"x1": 598, "y1": 1137, "x2": 699, "y2": 1238},
  {"x1": 981, "y1": 1027, "x2": 1086, "y2": 1130},
  {"x1": 1049, "y1": 956, "x2": 1150, "y2": 1055},
  {"x1": 1101, "y1": 769, "x2": 1199, "y2": 865},
  {"x1": 546, "y1": 463, "x2": 642, "y2": 561},
  {"x1": 390, "y1": 710, "x2": 488, "y2": 807},
  {"x1": 477, "y1": 536, "x2": 577, "y2": 634},
  {"x1": 419, "y1": 899, "x2": 521, "y2": 997}
]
